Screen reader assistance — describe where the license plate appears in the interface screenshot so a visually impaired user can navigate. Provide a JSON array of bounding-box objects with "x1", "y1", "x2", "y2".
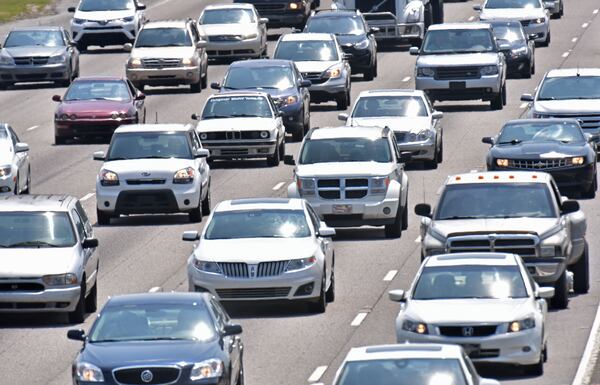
[
  {"x1": 461, "y1": 343, "x2": 481, "y2": 356},
  {"x1": 449, "y1": 81, "x2": 466, "y2": 90},
  {"x1": 332, "y1": 204, "x2": 352, "y2": 214}
]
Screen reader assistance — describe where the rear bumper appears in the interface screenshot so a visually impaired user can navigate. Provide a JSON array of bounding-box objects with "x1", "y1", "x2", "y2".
[
  {"x1": 55, "y1": 119, "x2": 134, "y2": 138},
  {"x1": 126, "y1": 66, "x2": 201, "y2": 86}
]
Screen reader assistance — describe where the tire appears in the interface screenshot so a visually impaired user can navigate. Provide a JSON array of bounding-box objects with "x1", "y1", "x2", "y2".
[
  {"x1": 189, "y1": 200, "x2": 203, "y2": 223},
  {"x1": 401, "y1": 203, "x2": 408, "y2": 230},
  {"x1": 523, "y1": 355, "x2": 544, "y2": 376},
  {"x1": 97, "y1": 208, "x2": 111, "y2": 225},
  {"x1": 22, "y1": 166, "x2": 31, "y2": 194},
  {"x1": 559, "y1": 2, "x2": 564, "y2": 17},
  {"x1": 364, "y1": 65, "x2": 375, "y2": 81},
  {"x1": 384, "y1": 204, "x2": 404, "y2": 238},
  {"x1": 550, "y1": 270, "x2": 569, "y2": 309},
  {"x1": 490, "y1": 90, "x2": 503, "y2": 111},
  {"x1": 336, "y1": 91, "x2": 349, "y2": 110},
  {"x1": 236, "y1": 360, "x2": 245, "y2": 385},
  {"x1": 325, "y1": 256, "x2": 335, "y2": 303},
  {"x1": 190, "y1": 78, "x2": 201, "y2": 93},
  {"x1": 582, "y1": 175, "x2": 597, "y2": 199},
  {"x1": 541, "y1": 32, "x2": 551, "y2": 47},
  {"x1": 501, "y1": 83, "x2": 507, "y2": 106},
  {"x1": 68, "y1": 283, "x2": 86, "y2": 324},
  {"x1": 201, "y1": 186, "x2": 211, "y2": 216},
  {"x1": 54, "y1": 135, "x2": 67, "y2": 145},
  {"x1": 279, "y1": 139, "x2": 286, "y2": 159},
  {"x1": 77, "y1": 43, "x2": 88, "y2": 52},
  {"x1": 436, "y1": 138, "x2": 443, "y2": 163},
  {"x1": 572, "y1": 243, "x2": 590, "y2": 294},
  {"x1": 292, "y1": 126, "x2": 304, "y2": 142},
  {"x1": 85, "y1": 281, "x2": 97, "y2": 313},
  {"x1": 266, "y1": 137, "x2": 281, "y2": 166},
  {"x1": 531, "y1": 58, "x2": 536, "y2": 75},
  {"x1": 201, "y1": 72, "x2": 208, "y2": 89},
  {"x1": 521, "y1": 61, "x2": 532, "y2": 79},
  {"x1": 13, "y1": 174, "x2": 19, "y2": 195},
  {"x1": 307, "y1": 273, "x2": 327, "y2": 313}
]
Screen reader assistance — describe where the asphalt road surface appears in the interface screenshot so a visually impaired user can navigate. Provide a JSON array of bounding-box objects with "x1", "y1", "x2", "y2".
[{"x1": 1, "y1": 0, "x2": 600, "y2": 384}]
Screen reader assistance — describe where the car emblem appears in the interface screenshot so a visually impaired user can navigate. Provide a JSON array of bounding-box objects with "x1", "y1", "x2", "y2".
[
  {"x1": 99, "y1": 20, "x2": 109, "y2": 25},
  {"x1": 462, "y1": 326, "x2": 474, "y2": 337},
  {"x1": 141, "y1": 172, "x2": 151, "y2": 177},
  {"x1": 140, "y1": 370, "x2": 153, "y2": 383},
  {"x1": 248, "y1": 264, "x2": 258, "y2": 278}
]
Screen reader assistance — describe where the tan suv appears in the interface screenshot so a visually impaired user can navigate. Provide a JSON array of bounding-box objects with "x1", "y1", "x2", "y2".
[{"x1": 125, "y1": 19, "x2": 208, "y2": 92}]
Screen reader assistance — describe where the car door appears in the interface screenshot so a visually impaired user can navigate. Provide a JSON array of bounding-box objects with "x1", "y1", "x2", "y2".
[
  {"x1": 127, "y1": 79, "x2": 145, "y2": 121},
  {"x1": 8, "y1": 126, "x2": 27, "y2": 191},
  {"x1": 552, "y1": 180, "x2": 586, "y2": 259},
  {"x1": 210, "y1": 298, "x2": 241, "y2": 383},
  {"x1": 71, "y1": 207, "x2": 94, "y2": 294},
  {"x1": 189, "y1": 23, "x2": 207, "y2": 74},
  {"x1": 307, "y1": 204, "x2": 333, "y2": 282},
  {"x1": 188, "y1": 130, "x2": 209, "y2": 194},
  {"x1": 75, "y1": 201, "x2": 98, "y2": 287},
  {"x1": 293, "y1": 64, "x2": 310, "y2": 117},
  {"x1": 268, "y1": 95, "x2": 284, "y2": 142}
]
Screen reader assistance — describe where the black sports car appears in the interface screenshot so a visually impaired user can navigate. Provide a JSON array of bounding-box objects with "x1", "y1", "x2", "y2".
[
  {"x1": 68, "y1": 292, "x2": 243, "y2": 385},
  {"x1": 490, "y1": 21, "x2": 536, "y2": 78},
  {"x1": 484, "y1": 118, "x2": 597, "y2": 198}
]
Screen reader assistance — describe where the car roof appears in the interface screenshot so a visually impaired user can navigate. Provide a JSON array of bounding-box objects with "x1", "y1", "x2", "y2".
[
  {"x1": 114, "y1": 124, "x2": 192, "y2": 134},
  {"x1": 229, "y1": 59, "x2": 292, "y2": 68},
  {"x1": 309, "y1": 126, "x2": 387, "y2": 140},
  {"x1": 357, "y1": 89, "x2": 426, "y2": 98},
  {"x1": 546, "y1": 68, "x2": 600, "y2": 78},
  {"x1": 0, "y1": 194, "x2": 76, "y2": 212},
  {"x1": 215, "y1": 198, "x2": 305, "y2": 212},
  {"x1": 203, "y1": 3, "x2": 256, "y2": 10},
  {"x1": 425, "y1": 253, "x2": 519, "y2": 267},
  {"x1": 9, "y1": 26, "x2": 63, "y2": 32},
  {"x1": 428, "y1": 22, "x2": 491, "y2": 31},
  {"x1": 344, "y1": 344, "x2": 463, "y2": 362},
  {"x1": 208, "y1": 91, "x2": 271, "y2": 99},
  {"x1": 142, "y1": 20, "x2": 190, "y2": 29},
  {"x1": 279, "y1": 32, "x2": 334, "y2": 41},
  {"x1": 106, "y1": 292, "x2": 213, "y2": 307},
  {"x1": 446, "y1": 171, "x2": 550, "y2": 185},
  {"x1": 73, "y1": 76, "x2": 125, "y2": 82}
]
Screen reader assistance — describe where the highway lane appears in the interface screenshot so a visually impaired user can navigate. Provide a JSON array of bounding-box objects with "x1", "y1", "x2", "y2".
[{"x1": 0, "y1": 0, "x2": 599, "y2": 384}]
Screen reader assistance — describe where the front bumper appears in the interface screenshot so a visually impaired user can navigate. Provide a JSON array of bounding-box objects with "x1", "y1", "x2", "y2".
[
  {"x1": 308, "y1": 76, "x2": 348, "y2": 103},
  {"x1": 205, "y1": 38, "x2": 261, "y2": 58},
  {"x1": 505, "y1": 55, "x2": 531, "y2": 75},
  {"x1": 523, "y1": 257, "x2": 566, "y2": 284},
  {"x1": 0, "y1": 174, "x2": 16, "y2": 194},
  {"x1": 300, "y1": 195, "x2": 400, "y2": 227},
  {"x1": 342, "y1": 47, "x2": 373, "y2": 73},
  {"x1": 203, "y1": 140, "x2": 277, "y2": 159},
  {"x1": 277, "y1": 101, "x2": 304, "y2": 131},
  {"x1": 126, "y1": 66, "x2": 201, "y2": 86},
  {"x1": 71, "y1": 20, "x2": 136, "y2": 45},
  {"x1": 416, "y1": 74, "x2": 502, "y2": 101},
  {"x1": 494, "y1": 164, "x2": 595, "y2": 191},
  {"x1": 96, "y1": 184, "x2": 201, "y2": 215},
  {"x1": 397, "y1": 138, "x2": 436, "y2": 161},
  {"x1": 0, "y1": 280, "x2": 80, "y2": 313},
  {"x1": 0, "y1": 63, "x2": 69, "y2": 83},
  {"x1": 55, "y1": 118, "x2": 134, "y2": 138},
  {"x1": 523, "y1": 22, "x2": 549, "y2": 43}
]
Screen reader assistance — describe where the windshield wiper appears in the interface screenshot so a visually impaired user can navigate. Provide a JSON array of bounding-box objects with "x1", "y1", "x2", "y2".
[
  {"x1": 138, "y1": 156, "x2": 173, "y2": 159},
  {"x1": 536, "y1": 97, "x2": 556, "y2": 101},
  {"x1": 202, "y1": 115, "x2": 231, "y2": 119},
  {"x1": 498, "y1": 139, "x2": 522, "y2": 145},
  {"x1": 229, "y1": 114, "x2": 262, "y2": 118},
  {"x1": 106, "y1": 157, "x2": 129, "y2": 161},
  {"x1": 6, "y1": 241, "x2": 62, "y2": 248},
  {"x1": 439, "y1": 216, "x2": 481, "y2": 220}
]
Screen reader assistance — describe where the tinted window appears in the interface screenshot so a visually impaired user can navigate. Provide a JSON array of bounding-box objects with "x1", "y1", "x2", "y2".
[
  {"x1": 352, "y1": 96, "x2": 427, "y2": 118},
  {"x1": 107, "y1": 132, "x2": 192, "y2": 160},
  {"x1": 200, "y1": 9, "x2": 255, "y2": 24},
  {"x1": 498, "y1": 122, "x2": 585, "y2": 144},
  {"x1": 538, "y1": 76, "x2": 600, "y2": 100},
  {"x1": 79, "y1": 0, "x2": 135, "y2": 11},
  {"x1": 135, "y1": 28, "x2": 192, "y2": 48},
  {"x1": 435, "y1": 183, "x2": 556, "y2": 219},
  {"x1": 274, "y1": 40, "x2": 339, "y2": 61},
  {"x1": 202, "y1": 96, "x2": 272, "y2": 119},
  {"x1": 485, "y1": 0, "x2": 541, "y2": 8},
  {"x1": 299, "y1": 138, "x2": 392, "y2": 164},
  {"x1": 65, "y1": 80, "x2": 131, "y2": 101},
  {"x1": 224, "y1": 66, "x2": 295, "y2": 90},
  {"x1": 0, "y1": 212, "x2": 76, "y2": 248},
  {"x1": 205, "y1": 210, "x2": 311, "y2": 239},
  {"x1": 4, "y1": 30, "x2": 65, "y2": 47},
  {"x1": 422, "y1": 29, "x2": 494, "y2": 54},
  {"x1": 305, "y1": 16, "x2": 365, "y2": 35}
]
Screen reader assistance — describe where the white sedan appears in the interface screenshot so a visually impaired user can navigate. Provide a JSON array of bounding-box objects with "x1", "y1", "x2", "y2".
[
  {"x1": 0, "y1": 123, "x2": 30, "y2": 195},
  {"x1": 390, "y1": 252, "x2": 554, "y2": 375}
]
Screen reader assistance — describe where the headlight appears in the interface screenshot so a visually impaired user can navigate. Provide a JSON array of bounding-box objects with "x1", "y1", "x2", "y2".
[
  {"x1": 127, "y1": 57, "x2": 142, "y2": 69},
  {"x1": 571, "y1": 156, "x2": 585, "y2": 165},
  {"x1": 508, "y1": 317, "x2": 535, "y2": 332},
  {"x1": 190, "y1": 359, "x2": 224, "y2": 381},
  {"x1": 173, "y1": 167, "x2": 195, "y2": 184},
  {"x1": 75, "y1": 362, "x2": 104, "y2": 382},
  {"x1": 260, "y1": 131, "x2": 270, "y2": 139},
  {"x1": 511, "y1": 46, "x2": 528, "y2": 57},
  {"x1": 47, "y1": 54, "x2": 67, "y2": 64},
  {"x1": 0, "y1": 55, "x2": 14, "y2": 65},
  {"x1": 531, "y1": 17, "x2": 544, "y2": 24},
  {"x1": 326, "y1": 67, "x2": 342, "y2": 79},
  {"x1": 417, "y1": 129, "x2": 434, "y2": 141},
  {"x1": 355, "y1": 38, "x2": 369, "y2": 49},
  {"x1": 0, "y1": 166, "x2": 11, "y2": 177},
  {"x1": 42, "y1": 273, "x2": 78, "y2": 286},
  {"x1": 540, "y1": 245, "x2": 557, "y2": 257},
  {"x1": 111, "y1": 112, "x2": 130, "y2": 120},
  {"x1": 121, "y1": 16, "x2": 134, "y2": 22},
  {"x1": 417, "y1": 67, "x2": 434, "y2": 77},
  {"x1": 406, "y1": 6, "x2": 421, "y2": 23},
  {"x1": 289, "y1": 2, "x2": 303, "y2": 9},
  {"x1": 285, "y1": 256, "x2": 317, "y2": 272},
  {"x1": 199, "y1": 132, "x2": 208, "y2": 140},
  {"x1": 242, "y1": 33, "x2": 258, "y2": 40},
  {"x1": 193, "y1": 260, "x2": 222, "y2": 275},
  {"x1": 100, "y1": 169, "x2": 119, "y2": 186},
  {"x1": 402, "y1": 319, "x2": 428, "y2": 334},
  {"x1": 182, "y1": 57, "x2": 197, "y2": 66},
  {"x1": 371, "y1": 176, "x2": 390, "y2": 194},
  {"x1": 57, "y1": 113, "x2": 77, "y2": 120},
  {"x1": 480, "y1": 65, "x2": 499, "y2": 75},
  {"x1": 73, "y1": 18, "x2": 86, "y2": 24},
  {"x1": 296, "y1": 177, "x2": 315, "y2": 196},
  {"x1": 280, "y1": 95, "x2": 298, "y2": 106},
  {"x1": 496, "y1": 158, "x2": 509, "y2": 167}
]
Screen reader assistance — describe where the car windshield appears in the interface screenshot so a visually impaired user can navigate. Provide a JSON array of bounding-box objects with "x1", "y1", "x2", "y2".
[
  {"x1": 0, "y1": 212, "x2": 76, "y2": 248},
  {"x1": 204, "y1": 210, "x2": 311, "y2": 239},
  {"x1": 498, "y1": 122, "x2": 585, "y2": 144},
  {"x1": 274, "y1": 40, "x2": 339, "y2": 61},
  {"x1": 352, "y1": 96, "x2": 427, "y2": 118},
  {"x1": 135, "y1": 28, "x2": 191, "y2": 47},
  {"x1": 336, "y1": 358, "x2": 467, "y2": 385},
  {"x1": 64, "y1": 80, "x2": 131, "y2": 101},
  {"x1": 305, "y1": 16, "x2": 365, "y2": 35},
  {"x1": 79, "y1": 0, "x2": 134, "y2": 11},
  {"x1": 435, "y1": 183, "x2": 556, "y2": 219},
  {"x1": 4, "y1": 30, "x2": 65, "y2": 47},
  {"x1": 89, "y1": 302, "x2": 217, "y2": 342},
  {"x1": 200, "y1": 9, "x2": 255, "y2": 24},
  {"x1": 224, "y1": 66, "x2": 295, "y2": 90},
  {"x1": 537, "y1": 76, "x2": 600, "y2": 100},
  {"x1": 485, "y1": 0, "x2": 542, "y2": 8},
  {"x1": 413, "y1": 265, "x2": 528, "y2": 300},
  {"x1": 107, "y1": 132, "x2": 192, "y2": 160},
  {"x1": 299, "y1": 138, "x2": 392, "y2": 164},
  {"x1": 202, "y1": 96, "x2": 272, "y2": 119},
  {"x1": 492, "y1": 25, "x2": 526, "y2": 43},
  {"x1": 422, "y1": 29, "x2": 495, "y2": 54}
]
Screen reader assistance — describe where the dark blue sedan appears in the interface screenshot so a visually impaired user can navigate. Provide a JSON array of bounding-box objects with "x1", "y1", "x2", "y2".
[{"x1": 67, "y1": 292, "x2": 243, "y2": 385}]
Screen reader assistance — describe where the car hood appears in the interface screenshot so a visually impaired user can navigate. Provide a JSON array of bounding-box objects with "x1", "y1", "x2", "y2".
[
  {"x1": 405, "y1": 298, "x2": 533, "y2": 324},
  {"x1": 337, "y1": 34, "x2": 368, "y2": 46},
  {"x1": 490, "y1": 141, "x2": 589, "y2": 159},
  {"x1": 130, "y1": 47, "x2": 195, "y2": 59},
  {"x1": 0, "y1": 247, "x2": 78, "y2": 277},
  {"x1": 1, "y1": 46, "x2": 65, "y2": 58},
  {"x1": 57, "y1": 100, "x2": 132, "y2": 116},
  {"x1": 296, "y1": 162, "x2": 394, "y2": 178},
  {"x1": 533, "y1": 99, "x2": 600, "y2": 115},
  {"x1": 417, "y1": 52, "x2": 499, "y2": 66},
  {"x1": 101, "y1": 159, "x2": 194, "y2": 179},
  {"x1": 480, "y1": 8, "x2": 546, "y2": 20},
  {"x1": 349, "y1": 117, "x2": 431, "y2": 133},
  {"x1": 74, "y1": 9, "x2": 135, "y2": 21},
  {"x1": 199, "y1": 23, "x2": 257, "y2": 36},
  {"x1": 196, "y1": 117, "x2": 277, "y2": 132},
  {"x1": 194, "y1": 238, "x2": 317, "y2": 263},
  {"x1": 432, "y1": 218, "x2": 559, "y2": 237},
  {"x1": 294, "y1": 61, "x2": 339, "y2": 73},
  {"x1": 80, "y1": 340, "x2": 220, "y2": 368}
]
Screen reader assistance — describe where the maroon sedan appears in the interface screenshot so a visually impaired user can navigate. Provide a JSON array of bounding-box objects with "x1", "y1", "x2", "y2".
[{"x1": 52, "y1": 77, "x2": 146, "y2": 144}]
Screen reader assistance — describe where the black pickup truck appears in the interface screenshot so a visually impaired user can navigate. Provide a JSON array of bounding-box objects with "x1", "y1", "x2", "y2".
[{"x1": 234, "y1": 0, "x2": 320, "y2": 28}]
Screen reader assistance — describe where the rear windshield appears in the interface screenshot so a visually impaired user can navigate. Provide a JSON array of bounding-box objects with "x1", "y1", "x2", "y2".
[{"x1": 274, "y1": 40, "x2": 339, "y2": 61}]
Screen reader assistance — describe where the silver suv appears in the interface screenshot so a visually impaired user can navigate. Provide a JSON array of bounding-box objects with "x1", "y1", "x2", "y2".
[
  {"x1": 412, "y1": 23, "x2": 508, "y2": 110},
  {"x1": 285, "y1": 126, "x2": 411, "y2": 238},
  {"x1": 415, "y1": 171, "x2": 587, "y2": 309},
  {"x1": 0, "y1": 195, "x2": 99, "y2": 323}
]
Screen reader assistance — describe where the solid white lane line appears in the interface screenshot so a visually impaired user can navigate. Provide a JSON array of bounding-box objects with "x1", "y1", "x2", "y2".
[
  {"x1": 562, "y1": 51, "x2": 570, "y2": 58},
  {"x1": 351, "y1": 312, "x2": 368, "y2": 326},
  {"x1": 572, "y1": 37, "x2": 578, "y2": 43},
  {"x1": 572, "y1": 302, "x2": 600, "y2": 385},
  {"x1": 415, "y1": 236, "x2": 421, "y2": 243},
  {"x1": 26, "y1": 125, "x2": 38, "y2": 132},
  {"x1": 582, "y1": 22, "x2": 589, "y2": 28},
  {"x1": 80, "y1": 193, "x2": 95, "y2": 202},
  {"x1": 383, "y1": 270, "x2": 398, "y2": 282},
  {"x1": 308, "y1": 366, "x2": 328, "y2": 383},
  {"x1": 468, "y1": 16, "x2": 475, "y2": 21},
  {"x1": 402, "y1": 76, "x2": 411, "y2": 82},
  {"x1": 148, "y1": 286, "x2": 162, "y2": 293},
  {"x1": 272, "y1": 182, "x2": 285, "y2": 191},
  {"x1": 520, "y1": 102, "x2": 528, "y2": 109}
]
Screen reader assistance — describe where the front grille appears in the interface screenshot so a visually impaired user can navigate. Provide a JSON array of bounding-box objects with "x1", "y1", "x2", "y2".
[
  {"x1": 216, "y1": 287, "x2": 291, "y2": 299},
  {"x1": 219, "y1": 262, "x2": 249, "y2": 278},
  {"x1": 254, "y1": 2, "x2": 287, "y2": 11},
  {"x1": 471, "y1": 349, "x2": 501, "y2": 359},
  {"x1": 208, "y1": 35, "x2": 243, "y2": 42},
  {"x1": 203, "y1": 131, "x2": 268, "y2": 141},
  {"x1": 435, "y1": 66, "x2": 481, "y2": 80},
  {"x1": 113, "y1": 367, "x2": 180, "y2": 384},
  {"x1": 218, "y1": 261, "x2": 288, "y2": 278},
  {"x1": 0, "y1": 282, "x2": 44, "y2": 292},
  {"x1": 15, "y1": 74, "x2": 46, "y2": 80},
  {"x1": 439, "y1": 325, "x2": 498, "y2": 337},
  {"x1": 520, "y1": 19, "x2": 533, "y2": 26},
  {"x1": 302, "y1": 72, "x2": 327, "y2": 85},
  {"x1": 0, "y1": 302, "x2": 47, "y2": 309},
  {"x1": 126, "y1": 179, "x2": 166, "y2": 185},
  {"x1": 317, "y1": 178, "x2": 369, "y2": 200},
  {"x1": 257, "y1": 261, "x2": 288, "y2": 277},
  {"x1": 447, "y1": 234, "x2": 538, "y2": 257},
  {"x1": 114, "y1": 190, "x2": 179, "y2": 214},
  {"x1": 14, "y1": 56, "x2": 49, "y2": 65},
  {"x1": 221, "y1": 149, "x2": 249, "y2": 156},
  {"x1": 546, "y1": 114, "x2": 600, "y2": 130},
  {"x1": 508, "y1": 158, "x2": 570, "y2": 169},
  {"x1": 141, "y1": 58, "x2": 181, "y2": 69}
]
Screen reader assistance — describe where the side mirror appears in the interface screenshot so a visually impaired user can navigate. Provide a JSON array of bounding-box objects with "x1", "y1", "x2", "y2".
[
  {"x1": 585, "y1": 133, "x2": 594, "y2": 142},
  {"x1": 137, "y1": 3, "x2": 147, "y2": 10},
  {"x1": 210, "y1": 82, "x2": 221, "y2": 90},
  {"x1": 318, "y1": 226, "x2": 336, "y2": 237},
  {"x1": 52, "y1": 95, "x2": 62, "y2": 102},
  {"x1": 536, "y1": 286, "x2": 555, "y2": 299},
  {"x1": 135, "y1": 92, "x2": 145, "y2": 100},
  {"x1": 414, "y1": 203, "x2": 432, "y2": 218},
  {"x1": 337, "y1": 113, "x2": 349, "y2": 122},
  {"x1": 398, "y1": 151, "x2": 412, "y2": 163},
  {"x1": 195, "y1": 148, "x2": 210, "y2": 158},
  {"x1": 67, "y1": 6, "x2": 76, "y2": 12},
  {"x1": 67, "y1": 329, "x2": 86, "y2": 341},
  {"x1": 82, "y1": 238, "x2": 99, "y2": 248},
  {"x1": 283, "y1": 155, "x2": 296, "y2": 165},
  {"x1": 388, "y1": 289, "x2": 406, "y2": 302},
  {"x1": 481, "y1": 136, "x2": 494, "y2": 145},
  {"x1": 14, "y1": 143, "x2": 29, "y2": 153},
  {"x1": 299, "y1": 79, "x2": 311, "y2": 88},
  {"x1": 259, "y1": 17, "x2": 269, "y2": 24},
  {"x1": 222, "y1": 323, "x2": 243, "y2": 336},
  {"x1": 409, "y1": 46, "x2": 420, "y2": 56},
  {"x1": 191, "y1": 113, "x2": 200, "y2": 120},
  {"x1": 473, "y1": 4, "x2": 482, "y2": 11},
  {"x1": 561, "y1": 199, "x2": 580, "y2": 214},
  {"x1": 431, "y1": 111, "x2": 443, "y2": 120},
  {"x1": 520, "y1": 93, "x2": 534, "y2": 102},
  {"x1": 123, "y1": 43, "x2": 133, "y2": 52},
  {"x1": 196, "y1": 40, "x2": 207, "y2": 49},
  {"x1": 182, "y1": 230, "x2": 200, "y2": 241},
  {"x1": 93, "y1": 151, "x2": 105, "y2": 161}
]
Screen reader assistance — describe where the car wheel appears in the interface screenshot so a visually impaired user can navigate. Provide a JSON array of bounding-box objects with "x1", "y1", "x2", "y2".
[
  {"x1": 201, "y1": 186, "x2": 212, "y2": 216},
  {"x1": 541, "y1": 31, "x2": 551, "y2": 47},
  {"x1": 85, "y1": 281, "x2": 97, "y2": 313},
  {"x1": 54, "y1": 135, "x2": 67, "y2": 145},
  {"x1": 582, "y1": 175, "x2": 597, "y2": 199},
  {"x1": 550, "y1": 270, "x2": 569, "y2": 309},
  {"x1": 97, "y1": 208, "x2": 111, "y2": 225},
  {"x1": 325, "y1": 255, "x2": 335, "y2": 303},
  {"x1": 236, "y1": 360, "x2": 245, "y2": 385},
  {"x1": 22, "y1": 166, "x2": 31, "y2": 194},
  {"x1": 531, "y1": 57, "x2": 536, "y2": 75},
  {"x1": 401, "y1": 204, "x2": 408, "y2": 231},
  {"x1": 308, "y1": 272, "x2": 327, "y2": 313},
  {"x1": 77, "y1": 43, "x2": 88, "y2": 52},
  {"x1": 364, "y1": 65, "x2": 375, "y2": 81},
  {"x1": 68, "y1": 283, "x2": 86, "y2": 324},
  {"x1": 189, "y1": 198, "x2": 203, "y2": 223},
  {"x1": 572, "y1": 242, "x2": 590, "y2": 294},
  {"x1": 559, "y1": 1, "x2": 564, "y2": 17},
  {"x1": 190, "y1": 77, "x2": 202, "y2": 93},
  {"x1": 279, "y1": 139, "x2": 286, "y2": 159},
  {"x1": 521, "y1": 61, "x2": 532, "y2": 78},
  {"x1": 266, "y1": 137, "x2": 281, "y2": 166},
  {"x1": 437, "y1": 137, "x2": 443, "y2": 163},
  {"x1": 201, "y1": 71, "x2": 208, "y2": 89},
  {"x1": 523, "y1": 355, "x2": 544, "y2": 376},
  {"x1": 14, "y1": 174, "x2": 20, "y2": 195},
  {"x1": 384, "y1": 204, "x2": 404, "y2": 238},
  {"x1": 336, "y1": 91, "x2": 348, "y2": 110},
  {"x1": 490, "y1": 89, "x2": 503, "y2": 110}
]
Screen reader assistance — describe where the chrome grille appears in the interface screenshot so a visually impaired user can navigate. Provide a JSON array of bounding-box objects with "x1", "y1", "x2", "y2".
[
  {"x1": 218, "y1": 261, "x2": 288, "y2": 278},
  {"x1": 113, "y1": 366, "x2": 181, "y2": 384},
  {"x1": 508, "y1": 158, "x2": 570, "y2": 169},
  {"x1": 317, "y1": 178, "x2": 370, "y2": 199},
  {"x1": 302, "y1": 72, "x2": 326, "y2": 85},
  {"x1": 520, "y1": 19, "x2": 533, "y2": 26},
  {"x1": 217, "y1": 287, "x2": 291, "y2": 298},
  {"x1": 141, "y1": 58, "x2": 181, "y2": 69},
  {"x1": 219, "y1": 262, "x2": 249, "y2": 278},
  {"x1": 257, "y1": 261, "x2": 288, "y2": 277},
  {"x1": 125, "y1": 179, "x2": 166, "y2": 185},
  {"x1": 14, "y1": 56, "x2": 49, "y2": 65},
  {"x1": 435, "y1": 66, "x2": 481, "y2": 80},
  {"x1": 208, "y1": 35, "x2": 242, "y2": 42},
  {"x1": 446, "y1": 234, "x2": 538, "y2": 257}
]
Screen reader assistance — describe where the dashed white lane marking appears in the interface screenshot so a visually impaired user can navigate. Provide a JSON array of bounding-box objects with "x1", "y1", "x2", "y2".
[
  {"x1": 148, "y1": 286, "x2": 162, "y2": 293},
  {"x1": 26, "y1": 125, "x2": 38, "y2": 131},
  {"x1": 468, "y1": 16, "x2": 475, "y2": 21},
  {"x1": 308, "y1": 366, "x2": 328, "y2": 383},
  {"x1": 572, "y1": 300, "x2": 600, "y2": 385},
  {"x1": 81, "y1": 192, "x2": 95, "y2": 202},
  {"x1": 415, "y1": 236, "x2": 421, "y2": 243},
  {"x1": 272, "y1": 182, "x2": 285, "y2": 191},
  {"x1": 593, "y1": 9, "x2": 599, "y2": 15},
  {"x1": 562, "y1": 51, "x2": 570, "y2": 58},
  {"x1": 402, "y1": 76, "x2": 411, "y2": 82},
  {"x1": 582, "y1": 22, "x2": 589, "y2": 28},
  {"x1": 572, "y1": 37, "x2": 578, "y2": 43},
  {"x1": 383, "y1": 270, "x2": 398, "y2": 282},
  {"x1": 520, "y1": 102, "x2": 528, "y2": 109},
  {"x1": 351, "y1": 312, "x2": 368, "y2": 326}
]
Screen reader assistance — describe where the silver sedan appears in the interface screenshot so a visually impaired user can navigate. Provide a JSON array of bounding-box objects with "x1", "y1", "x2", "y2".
[{"x1": 0, "y1": 123, "x2": 30, "y2": 195}]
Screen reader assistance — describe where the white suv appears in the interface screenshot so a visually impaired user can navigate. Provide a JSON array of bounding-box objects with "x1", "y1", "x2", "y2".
[
  {"x1": 93, "y1": 124, "x2": 211, "y2": 224},
  {"x1": 68, "y1": 0, "x2": 146, "y2": 51},
  {"x1": 285, "y1": 126, "x2": 411, "y2": 238}
]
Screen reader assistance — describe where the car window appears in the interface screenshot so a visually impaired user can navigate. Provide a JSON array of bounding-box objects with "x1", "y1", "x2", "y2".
[
  {"x1": 126, "y1": 79, "x2": 137, "y2": 96},
  {"x1": 305, "y1": 16, "x2": 366, "y2": 35},
  {"x1": 537, "y1": 76, "x2": 600, "y2": 101},
  {"x1": 135, "y1": 27, "x2": 192, "y2": 48},
  {"x1": 209, "y1": 298, "x2": 230, "y2": 328},
  {"x1": 188, "y1": 131, "x2": 200, "y2": 150},
  {"x1": 71, "y1": 209, "x2": 86, "y2": 241},
  {"x1": 75, "y1": 201, "x2": 93, "y2": 236},
  {"x1": 305, "y1": 204, "x2": 320, "y2": 232},
  {"x1": 224, "y1": 66, "x2": 295, "y2": 90},
  {"x1": 107, "y1": 132, "x2": 193, "y2": 160},
  {"x1": 462, "y1": 353, "x2": 480, "y2": 385},
  {"x1": 200, "y1": 8, "x2": 256, "y2": 24},
  {"x1": 485, "y1": 0, "x2": 542, "y2": 8},
  {"x1": 0, "y1": 212, "x2": 77, "y2": 248},
  {"x1": 8, "y1": 126, "x2": 19, "y2": 146},
  {"x1": 189, "y1": 23, "x2": 200, "y2": 42},
  {"x1": 65, "y1": 80, "x2": 131, "y2": 102},
  {"x1": 274, "y1": 39, "x2": 339, "y2": 62},
  {"x1": 351, "y1": 96, "x2": 427, "y2": 118},
  {"x1": 422, "y1": 29, "x2": 495, "y2": 54},
  {"x1": 204, "y1": 209, "x2": 311, "y2": 239},
  {"x1": 202, "y1": 96, "x2": 273, "y2": 119},
  {"x1": 498, "y1": 122, "x2": 585, "y2": 144},
  {"x1": 79, "y1": 0, "x2": 135, "y2": 11}
]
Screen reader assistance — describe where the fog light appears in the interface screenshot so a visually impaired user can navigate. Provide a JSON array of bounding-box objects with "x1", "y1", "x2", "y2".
[
  {"x1": 103, "y1": 201, "x2": 110, "y2": 207},
  {"x1": 383, "y1": 207, "x2": 391, "y2": 215},
  {"x1": 184, "y1": 199, "x2": 190, "y2": 205},
  {"x1": 0, "y1": 186, "x2": 10, "y2": 192},
  {"x1": 522, "y1": 346, "x2": 532, "y2": 352},
  {"x1": 294, "y1": 282, "x2": 314, "y2": 296}
]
